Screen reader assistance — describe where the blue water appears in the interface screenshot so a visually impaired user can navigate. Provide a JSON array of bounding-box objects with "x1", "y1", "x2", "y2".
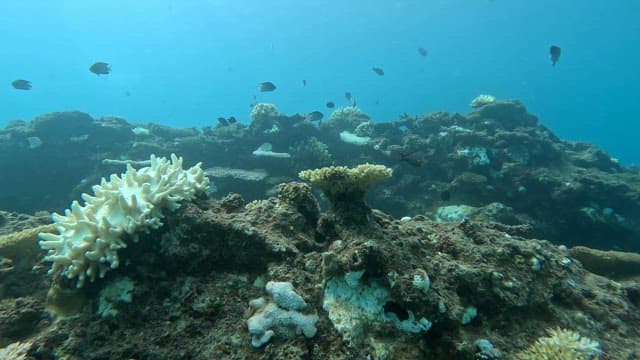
[{"x1": 2, "y1": 0, "x2": 639, "y2": 164}]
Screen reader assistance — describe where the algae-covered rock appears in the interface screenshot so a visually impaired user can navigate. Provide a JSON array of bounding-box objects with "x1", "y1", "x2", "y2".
[
  {"x1": 29, "y1": 111, "x2": 94, "y2": 144},
  {"x1": 569, "y1": 246, "x2": 640, "y2": 279}
]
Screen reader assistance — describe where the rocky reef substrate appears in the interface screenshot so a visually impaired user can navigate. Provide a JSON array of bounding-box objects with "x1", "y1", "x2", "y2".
[{"x1": 1, "y1": 101, "x2": 638, "y2": 252}]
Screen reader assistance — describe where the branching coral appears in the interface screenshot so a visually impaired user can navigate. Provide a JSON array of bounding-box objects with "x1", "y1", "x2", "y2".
[
  {"x1": 515, "y1": 327, "x2": 601, "y2": 360},
  {"x1": 38, "y1": 154, "x2": 208, "y2": 287}
]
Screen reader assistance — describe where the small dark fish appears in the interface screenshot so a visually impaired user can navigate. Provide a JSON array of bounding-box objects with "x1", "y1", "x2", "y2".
[
  {"x1": 345, "y1": 91, "x2": 357, "y2": 107},
  {"x1": 418, "y1": 47, "x2": 428, "y2": 57},
  {"x1": 217, "y1": 117, "x2": 229, "y2": 126},
  {"x1": 228, "y1": 116, "x2": 237, "y2": 124},
  {"x1": 305, "y1": 111, "x2": 324, "y2": 122},
  {"x1": 302, "y1": 79, "x2": 307, "y2": 87},
  {"x1": 372, "y1": 67, "x2": 385, "y2": 76},
  {"x1": 326, "y1": 101, "x2": 335, "y2": 109},
  {"x1": 11, "y1": 79, "x2": 31, "y2": 90},
  {"x1": 550, "y1": 45, "x2": 561, "y2": 66},
  {"x1": 258, "y1": 81, "x2": 276, "y2": 92},
  {"x1": 399, "y1": 150, "x2": 425, "y2": 167},
  {"x1": 89, "y1": 62, "x2": 111, "y2": 75}
]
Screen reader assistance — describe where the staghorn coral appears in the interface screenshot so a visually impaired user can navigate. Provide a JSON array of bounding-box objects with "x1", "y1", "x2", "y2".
[{"x1": 515, "y1": 327, "x2": 601, "y2": 360}]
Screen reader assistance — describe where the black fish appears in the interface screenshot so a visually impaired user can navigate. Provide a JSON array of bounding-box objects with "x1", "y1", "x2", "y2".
[
  {"x1": 258, "y1": 81, "x2": 276, "y2": 92},
  {"x1": 305, "y1": 111, "x2": 323, "y2": 122},
  {"x1": 228, "y1": 116, "x2": 237, "y2": 124},
  {"x1": 418, "y1": 47, "x2": 428, "y2": 57},
  {"x1": 217, "y1": 117, "x2": 229, "y2": 126},
  {"x1": 399, "y1": 150, "x2": 425, "y2": 167},
  {"x1": 326, "y1": 101, "x2": 335, "y2": 108},
  {"x1": 372, "y1": 67, "x2": 385, "y2": 76},
  {"x1": 345, "y1": 92, "x2": 352, "y2": 101},
  {"x1": 550, "y1": 45, "x2": 561, "y2": 66},
  {"x1": 11, "y1": 79, "x2": 31, "y2": 90},
  {"x1": 89, "y1": 62, "x2": 111, "y2": 75},
  {"x1": 302, "y1": 79, "x2": 307, "y2": 87}
]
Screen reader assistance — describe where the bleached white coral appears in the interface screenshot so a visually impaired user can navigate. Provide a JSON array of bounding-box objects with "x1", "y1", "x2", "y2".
[
  {"x1": 325, "y1": 107, "x2": 371, "y2": 131},
  {"x1": 470, "y1": 94, "x2": 496, "y2": 109},
  {"x1": 250, "y1": 103, "x2": 279, "y2": 123},
  {"x1": 516, "y1": 327, "x2": 601, "y2": 360},
  {"x1": 339, "y1": 131, "x2": 370, "y2": 145},
  {"x1": 38, "y1": 154, "x2": 209, "y2": 287},
  {"x1": 0, "y1": 341, "x2": 32, "y2": 360}
]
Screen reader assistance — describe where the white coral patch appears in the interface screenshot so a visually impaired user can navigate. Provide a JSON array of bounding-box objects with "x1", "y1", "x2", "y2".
[{"x1": 38, "y1": 154, "x2": 208, "y2": 287}]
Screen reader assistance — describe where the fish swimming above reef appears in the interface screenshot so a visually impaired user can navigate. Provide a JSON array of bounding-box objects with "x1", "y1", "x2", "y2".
[
  {"x1": 372, "y1": 67, "x2": 385, "y2": 76},
  {"x1": 217, "y1": 116, "x2": 237, "y2": 126},
  {"x1": 302, "y1": 79, "x2": 307, "y2": 87},
  {"x1": 217, "y1": 117, "x2": 229, "y2": 126},
  {"x1": 326, "y1": 101, "x2": 335, "y2": 109},
  {"x1": 549, "y1": 45, "x2": 561, "y2": 66},
  {"x1": 345, "y1": 91, "x2": 357, "y2": 107},
  {"x1": 399, "y1": 150, "x2": 425, "y2": 167},
  {"x1": 258, "y1": 81, "x2": 277, "y2": 92},
  {"x1": 89, "y1": 62, "x2": 111, "y2": 75},
  {"x1": 11, "y1": 79, "x2": 32, "y2": 90},
  {"x1": 305, "y1": 111, "x2": 324, "y2": 122},
  {"x1": 418, "y1": 47, "x2": 428, "y2": 57}
]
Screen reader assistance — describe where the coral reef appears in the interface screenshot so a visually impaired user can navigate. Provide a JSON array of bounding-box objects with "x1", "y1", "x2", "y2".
[
  {"x1": 2, "y1": 184, "x2": 639, "y2": 358},
  {"x1": 1, "y1": 100, "x2": 640, "y2": 358},
  {"x1": 2, "y1": 101, "x2": 638, "y2": 252}
]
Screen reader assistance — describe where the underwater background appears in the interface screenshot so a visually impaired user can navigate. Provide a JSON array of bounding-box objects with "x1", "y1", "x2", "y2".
[
  {"x1": 3, "y1": 2, "x2": 640, "y2": 359},
  {"x1": 2, "y1": 0, "x2": 640, "y2": 164}
]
